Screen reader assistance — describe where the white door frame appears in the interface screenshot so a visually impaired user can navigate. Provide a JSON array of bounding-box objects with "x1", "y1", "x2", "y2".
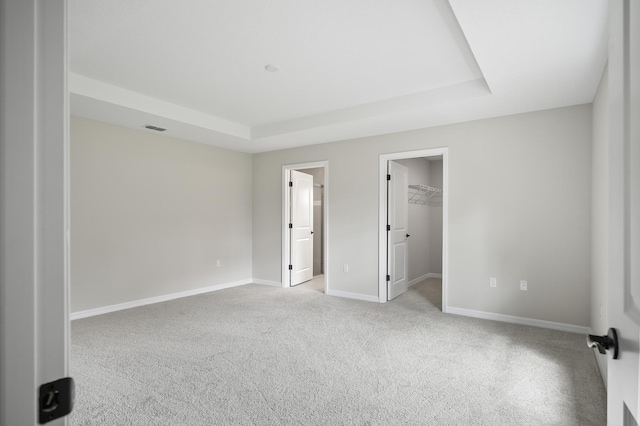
[
  {"x1": 0, "y1": 0, "x2": 70, "y2": 425},
  {"x1": 282, "y1": 161, "x2": 329, "y2": 292},
  {"x1": 378, "y1": 148, "x2": 449, "y2": 310}
]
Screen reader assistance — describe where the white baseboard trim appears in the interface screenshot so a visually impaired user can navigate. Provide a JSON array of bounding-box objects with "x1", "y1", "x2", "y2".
[
  {"x1": 326, "y1": 289, "x2": 379, "y2": 303},
  {"x1": 447, "y1": 306, "x2": 590, "y2": 334},
  {"x1": 408, "y1": 274, "x2": 430, "y2": 287},
  {"x1": 408, "y1": 273, "x2": 442, "y2": 286},
  {"x1": 252, "y1": 278, "x2": 282, "y2": 287},
  {"x1": 70, "y1": 278, "x2": 252, "y2": 320}
]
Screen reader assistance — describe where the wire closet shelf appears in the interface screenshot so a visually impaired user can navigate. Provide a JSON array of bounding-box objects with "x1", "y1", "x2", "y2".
[{"x1": 408, "y1": 184, "x2": 442, "y2": 206}]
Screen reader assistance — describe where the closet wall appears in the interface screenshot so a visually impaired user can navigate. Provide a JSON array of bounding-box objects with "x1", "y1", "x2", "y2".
[
  {"x1": 428, "y1": 160, "x2": 443, "y2": 274},
  {"x1": 396, "y1": 158, "x2": 443, "y2": 284},
  {"x1": 301, "y1": 167, "x2": 324, "y2": 276}
]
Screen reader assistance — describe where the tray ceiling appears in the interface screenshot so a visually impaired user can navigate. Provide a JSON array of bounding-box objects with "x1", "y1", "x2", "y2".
[{"x1": 69, "y1": 0, "x2": 607, "y2": 153}]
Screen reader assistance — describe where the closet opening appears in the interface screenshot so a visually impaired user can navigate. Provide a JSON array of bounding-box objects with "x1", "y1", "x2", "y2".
[
  {"x1": 282, "y1": 161, "x2": 329, "y2": 294},
  {"x1": 378, "y1": 149, "x2": 448, "y2": 311}
]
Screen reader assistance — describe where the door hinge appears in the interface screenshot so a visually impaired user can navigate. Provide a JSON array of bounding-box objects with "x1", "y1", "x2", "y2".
[
  {"x1": 289, "y1": 265, "x2": 293, "y2": 270},
  {"x1": 289, "y1": 223, "x2": 293, "y2": 229},
  {"x1": 386, "y1": 224, "x2": 390, "y2": 231},
  {"x1": 289, "y1": 181, "x2": 293, "y2": 187},
  {"x1": 386, "y1": 275, "x2": 390, "y2": 282},
  {"x1": 387, "y1": 174, "x2": 391, "y2": 181},
  {"x1": 39, "y1": 377, "x2": 75, "y2": 424}
]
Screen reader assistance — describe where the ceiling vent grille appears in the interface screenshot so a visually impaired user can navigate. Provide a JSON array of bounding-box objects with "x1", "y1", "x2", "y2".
[{"x1": 144, "y1": 125, "x2": 166, "y2": 132}]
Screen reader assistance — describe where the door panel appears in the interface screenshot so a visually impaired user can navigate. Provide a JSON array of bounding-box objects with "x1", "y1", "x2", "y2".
[
  {"x1": 388, "y1": 161, "x2": 409, "y2": 300},
  {"x1": 393, "y1": 245, "x2": 406, "y2": 281},
  {"x1": 291, "y1": 170, "x2": 314, "y2": 286},
  {"x1": 608, "y1": 0, "x2": 640, "y2": 423},
  {"x1": 0, "y1": 1, "x2": 70, "y2": 425}
]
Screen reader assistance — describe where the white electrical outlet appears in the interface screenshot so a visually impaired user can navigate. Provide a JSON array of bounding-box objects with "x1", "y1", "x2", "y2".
[
  {"x1": 520, "y1": 280, "x2": 528, "y2": 291},
  {"x1": 344, "y1": 264, "x2": 349, "y2": 273},
  {"x1": 216, "y1": 259, "x2": 221, "y2": 267},
  {"x1": 490, "y1": 277, "x2": 497, "y2": 288}
]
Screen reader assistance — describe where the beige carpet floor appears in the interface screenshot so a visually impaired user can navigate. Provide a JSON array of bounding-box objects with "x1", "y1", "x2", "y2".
[{"x1": 70, "y1": 278, "x2": 606, "y2": 425}]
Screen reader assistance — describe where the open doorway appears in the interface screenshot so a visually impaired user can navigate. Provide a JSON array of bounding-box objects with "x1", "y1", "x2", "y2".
[
  {"x1": 282, "y1": 161, "x2": 329, "y2": 294},
  {"x1": 378, "y1": 149, "x2": 448, "y2": 311}
]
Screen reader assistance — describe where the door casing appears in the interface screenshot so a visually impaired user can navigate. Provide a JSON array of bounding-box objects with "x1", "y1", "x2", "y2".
[
  {"x1": 282, "y1": 161, "x2": 329, "y2": 292},
  {"x1": 378, "y1": 148, "x2": 448, "y2": 308}
]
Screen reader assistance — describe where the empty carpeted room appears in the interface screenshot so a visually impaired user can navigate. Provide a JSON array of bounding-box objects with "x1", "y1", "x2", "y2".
[{"x1": 2, "y1": 1, "x2": 639, "y2": 425}]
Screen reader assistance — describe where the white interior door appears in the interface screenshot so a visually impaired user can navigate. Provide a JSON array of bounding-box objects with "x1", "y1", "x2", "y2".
[
  {"x1": 387, "y1": 161, "x2": 409, "y2": 300},
  {"x1": 1, "y1": 0, "x2": 70, "y2": 425},
  {"x1": 290, "y1": 170, "x2": 314, "y2": 286},
  {"x1": 607, "y1": 0, "x2": 640, "y2": 424}
]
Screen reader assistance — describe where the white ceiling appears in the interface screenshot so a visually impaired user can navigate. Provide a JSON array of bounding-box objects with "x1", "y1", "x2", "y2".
[{"x1": 68, "y1": 0, "x2": 608, "y2": 153}]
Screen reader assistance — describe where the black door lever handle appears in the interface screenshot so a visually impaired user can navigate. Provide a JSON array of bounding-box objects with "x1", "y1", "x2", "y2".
[{"x1": 587, "y1": 328, "x2": 619, "y2": 359}]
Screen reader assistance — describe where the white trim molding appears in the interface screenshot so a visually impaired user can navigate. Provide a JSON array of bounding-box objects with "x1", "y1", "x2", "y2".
[
  {"x1": 70, "y1": 279, "x2": 252, "y2": 320},
  {"x1": 408, "y1": 274, "x2": 430, "y2": 287},
  {"x1": 252, "y1": 279, "x2": 281, "y2": 287},
  {"x1": 408, "y1": 273, "x2": 443, "y2": 286},
  {"x1": 447, "y1": 307, "x2": 591, "y2": 334},
  {"x1": 326, "y1": 289, "x2": 379, "y2": 303}
]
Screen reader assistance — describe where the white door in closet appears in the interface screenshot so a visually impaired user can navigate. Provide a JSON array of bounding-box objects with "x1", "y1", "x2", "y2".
[
  {"x1": 387, "y1": 161, "x2": 409, "y2": 300},
  {"x1": 290, "y1": 170, "x2": 314, "y2": 286}
]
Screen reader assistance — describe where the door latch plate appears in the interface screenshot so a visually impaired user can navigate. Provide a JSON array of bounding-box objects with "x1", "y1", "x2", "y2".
[{"x1": 39, "y1": 377, "x2": 75, "y2": 424}]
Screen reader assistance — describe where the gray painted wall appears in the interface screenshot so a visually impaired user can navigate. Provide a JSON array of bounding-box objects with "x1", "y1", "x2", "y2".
[
  {"x1": 590, "y1": 66, "x2": 609, "y2": 381},
  {"x1": 70, "y1": 117, "x2": 253, "y2": 312},
  {"x1": 253, "y1": 105, "x2": 592, "y2": 326},
  {"x1": 70, "y1": 104, "x2": 593, "y2": 328}
]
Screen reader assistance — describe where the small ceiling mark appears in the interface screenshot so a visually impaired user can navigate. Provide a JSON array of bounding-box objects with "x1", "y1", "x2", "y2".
[
  {"x1": 144, "y1": 125, "x2": 166, "y2": 132},
  {"x1": 265, "y1": 64, "x2": 280, "y2": 72}
]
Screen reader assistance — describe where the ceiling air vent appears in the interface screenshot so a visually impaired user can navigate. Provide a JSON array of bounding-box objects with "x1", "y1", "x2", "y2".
[{"x1": 143, "y1": 125, "x2": 166, "y2": 132}]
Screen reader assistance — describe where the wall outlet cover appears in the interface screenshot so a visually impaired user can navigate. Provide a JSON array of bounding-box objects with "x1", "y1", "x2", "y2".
[{"x1": 520, "y1": 280, "x2": 528, "y2": 291}]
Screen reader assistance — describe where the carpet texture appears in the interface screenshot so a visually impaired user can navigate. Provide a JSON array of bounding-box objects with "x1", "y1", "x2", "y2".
[{"x1": 70, "y1": 279, "x2": 606, "y2": 425}]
